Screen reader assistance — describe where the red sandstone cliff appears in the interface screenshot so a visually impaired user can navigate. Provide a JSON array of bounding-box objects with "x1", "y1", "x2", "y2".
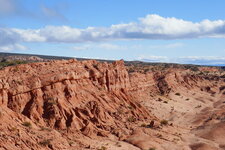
[
  {"x1": 0, "y1": 59, "x2": 224, "y2": 150},
  {"x1": 0, "y1": 59, "x2": 154, "y2": 150}
]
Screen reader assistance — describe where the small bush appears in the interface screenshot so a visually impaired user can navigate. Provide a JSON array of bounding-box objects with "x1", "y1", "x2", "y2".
[
  {"x1": 141, "y1": 123, "x2": 147, "y2": 127},
  {"x1": 175, "y1": 93, "x2": 181, "y2": 96},
  {"x1": 68, "y1": 141, "x2": 74, "y2": 146},
  {"x1": 39, "y1": 139, "x2": 52, "y2": 147},
  {"x1": 127, "y1": 116, "x2": 136, "y2": 122},
  {"x1": 189, "y1": 66, "x2": 199, "y2": 72},
  {"x1": 97, "y1": 146, "x2": 107, "y2": 150},
  {"x1": 0, "y1": 60, "x2": 27, "y2": 69},
  {"x1": 10, "y1": 127, "x2": 17, "y2": 132},
  {"x1": 40, "y1": 127, "x2": 52, "y2": 132},
  {"x1": 0, "y1": 110, "x2": 2, "y2": 118},
  {"x1": 160, "y1": 120, "x2": 168, "y2": 126},
  {"x1": 219, "y1": 86, "x2": 225, "y2": 91},
  {"x1": 46, "y1": 97, "x2": 57, "y2": 105},
  {"x1": 117, "y1": 109, "x2": 123, "y2": 114},
  {"x1": 127, "y1": 105, "x2": 133, "y2": 110},
  {"x1": 22, "y1": 121, "x2": 32, "y2": 128},
  {"x1": 115, "y1": 142, "x2": 122, "y2": 147}
]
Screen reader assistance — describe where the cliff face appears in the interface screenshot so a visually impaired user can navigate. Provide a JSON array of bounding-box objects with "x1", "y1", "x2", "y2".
[
  {"x1": 0, "y1": 59, "x2": 152, "y2": 148},
  {"x1": 0, "y1": 59, "x2": 224, "y2": 150}
]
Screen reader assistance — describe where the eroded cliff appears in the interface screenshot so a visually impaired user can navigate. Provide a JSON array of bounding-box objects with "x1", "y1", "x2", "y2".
[{"x1": 0, "y1": 59, "x2": 224, "y2": 150}]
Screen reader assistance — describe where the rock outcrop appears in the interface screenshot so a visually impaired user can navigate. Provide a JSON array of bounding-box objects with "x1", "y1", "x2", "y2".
[
  {"x1": 0, "y1": 59, "x2": 154, "y2": 150},
  {"x1": 0, "y1": 59, "x2": 224, "y2": 150}
]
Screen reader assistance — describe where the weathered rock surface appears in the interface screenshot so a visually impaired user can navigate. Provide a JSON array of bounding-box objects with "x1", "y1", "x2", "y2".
[
  {"x1": 0, "y1": 59, "x2": 153, "y2": 150},
  {"x1": 0, "y1": 59, "x2": 224, "y2": 150}
]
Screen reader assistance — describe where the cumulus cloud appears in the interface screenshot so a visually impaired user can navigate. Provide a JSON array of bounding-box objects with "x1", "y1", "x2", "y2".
[
  {"x1": 1, "y1": 14, "x2": 225, "y2": 50},
  {"x1": 0, "y1": 44, "x2": 27, "y2": 52}
]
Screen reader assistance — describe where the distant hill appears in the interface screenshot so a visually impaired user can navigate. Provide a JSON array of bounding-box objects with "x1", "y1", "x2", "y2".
[{"x1": 0, "y1": 52, "x2": 224, "y2": 71}]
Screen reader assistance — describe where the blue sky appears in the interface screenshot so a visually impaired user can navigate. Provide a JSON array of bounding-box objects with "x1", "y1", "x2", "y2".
[{"x1": 0, "y1": 0, "x2": 225, "y2": 65}]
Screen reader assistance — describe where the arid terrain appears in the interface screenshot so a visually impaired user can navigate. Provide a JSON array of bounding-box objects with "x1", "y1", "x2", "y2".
[{"x1": 0, "y1": 55, "x2": 224, "y2": 150}]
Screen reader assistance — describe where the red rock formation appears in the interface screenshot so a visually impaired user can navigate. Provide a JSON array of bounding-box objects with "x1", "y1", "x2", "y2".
[
  {"x1": 0, "y1": 59, "x2": 155, "y2": 149},
  {"x1": 0, "y1": 59, "x2": 224, "y2": 150}
]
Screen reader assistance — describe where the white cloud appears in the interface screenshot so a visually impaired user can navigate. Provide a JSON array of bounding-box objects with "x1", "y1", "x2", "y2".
[
  {"x1": 72, "y1": 43, "x2": 127, "y2": 51},
  {"x1": 177, "y1": 56, "x2": 225, "y2": 65},
  {"x1": 98, "y1": 43, "x2": 127, "y2": 50},
  {"x1": 12, "y1": 28, "x2": 46, "y2": 42},
  {"x1": 1, "y1": 14, "x2": 225, "y2": 48},
  {"x1": 0, "y1": 44, "x2": 27, "y2": 52},
  {"x1": 72, "y1": 44, "x2": 91, "y2": 51},
  {"x1": 148, "y1": 43, "x2": 184, "y2": 49},
  {"x1": 138, "y1": 55, "x2": 170, "y2": 62},
  {"x1": 164, "y1": 43, "x2": 184, "y2": 48}
]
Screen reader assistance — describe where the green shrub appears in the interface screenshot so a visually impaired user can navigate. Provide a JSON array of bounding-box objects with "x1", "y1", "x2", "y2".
[
  {"x1": 127, "y1": 105, "x2": 133, "y2": 110},
  {"x1": 39, "y1": 139, "x2": 52, "y2": 147},
  {"x1": 160, "y1": 120, "x2": 168, "y2": 126},
  {"x1": 0, "y1": 110, "x2": 2, "y2": 118},
  {"x1": 175, "y1": 93, "x2": 181, "y2": 96},
  {"x1": 22, "y1": 121, "x2": 32, "y2": 128},
  {"x1": 0, "y1": 60, "x2": 27, "y2": 69},
  {"x1": 97, "y1": 146, "x2": 107, "y2": 150},
  {"x1": 127, "y1": 116, "x2": 136, "y2": 122},
  {"x1": 141, "y1": 123, "x2": 147, "y2": 127},
  {"x1": 68, "y1": 141, "x2": 74, "y2": 146},
  {"x1": 189, "y1": 66, "x2": 199, "y2": 72},
  {"x1": 40, "y1": 127, "x2": 52, "y2": 132},
  {"x1": 46, "y1": 97, "x2": 57, "y2": 105}
]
